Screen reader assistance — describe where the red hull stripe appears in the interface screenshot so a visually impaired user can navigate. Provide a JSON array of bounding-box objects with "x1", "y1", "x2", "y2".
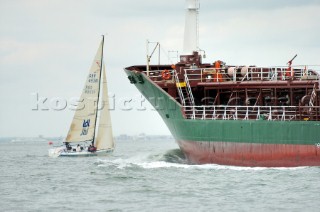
[{"x1": 177, "y1": 140, "x2": 320, "y2": 167}]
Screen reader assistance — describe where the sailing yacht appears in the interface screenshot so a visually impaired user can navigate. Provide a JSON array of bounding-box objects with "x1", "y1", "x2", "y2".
[{"x1": 48, "y1": 36, "x2": 114, "y2": 157}]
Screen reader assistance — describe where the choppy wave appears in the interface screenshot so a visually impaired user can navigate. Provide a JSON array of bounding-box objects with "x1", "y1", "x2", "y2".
[
  {"x1": 96, "y1": 148, "x2": 308, "y2": 171},
  {"x1": 149, "y1": 148, "x2": 187, "y2": 164}
]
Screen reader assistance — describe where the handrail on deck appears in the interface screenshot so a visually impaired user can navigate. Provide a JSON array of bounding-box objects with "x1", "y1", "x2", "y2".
[
  {"x1": 184, "y1": 65, "x2": 320, "y2": 82},
  {"x1": 183, "y1": 105, "x2": 320, "y2": 121},
  {"x1": 140, "y1": 66, "x2": 320, "y2": 84}
]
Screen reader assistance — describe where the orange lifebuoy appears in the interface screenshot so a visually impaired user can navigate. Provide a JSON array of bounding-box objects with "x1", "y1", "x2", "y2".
[{"x1": 161, "y1": 69, "x2": 171, "y2": 80}]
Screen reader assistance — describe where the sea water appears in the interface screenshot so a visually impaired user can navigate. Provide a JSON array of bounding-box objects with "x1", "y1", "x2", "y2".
[{"x1": 0, "y1": 138, "x2": 319, "y2": 212}]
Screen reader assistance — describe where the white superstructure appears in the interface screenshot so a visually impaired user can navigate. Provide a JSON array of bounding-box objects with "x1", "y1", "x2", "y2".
[{"x1": 183, "y1": 0, "x2": 200, "y2": 55}]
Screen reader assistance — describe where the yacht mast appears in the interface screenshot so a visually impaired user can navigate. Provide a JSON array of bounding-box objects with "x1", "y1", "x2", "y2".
[{"x1": 92, "y1": 35, "x2": 104, "y2": 145}]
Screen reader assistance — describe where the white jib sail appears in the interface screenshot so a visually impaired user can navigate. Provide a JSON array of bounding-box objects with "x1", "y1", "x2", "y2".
[
  {"x1": 66, "y1": 40, "x2": 103, "y2": 143},
  {"x1": 95, "y1": 64, "x2": 114, "y2": 150}
]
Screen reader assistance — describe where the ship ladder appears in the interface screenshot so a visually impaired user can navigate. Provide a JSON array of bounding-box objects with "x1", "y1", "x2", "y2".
[
  {"x1": 184, "y1": 71, "x2": 195, "y2": 106},
  {"x1": 309, "y1": 84, "x2": 317, "y2": 107},
  {"x1": 309, "y1": 83, "x2": 317, "y2": 114},
  {"x1": 174, "y1": 70, "x2": 186, "y2": 106}
]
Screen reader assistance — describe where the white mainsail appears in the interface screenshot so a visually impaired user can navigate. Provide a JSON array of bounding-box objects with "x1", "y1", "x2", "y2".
[
  {"x1": 95, "y1": 64, "x2": 114, "y2": 150},
  {"x1": 66, "y1": 40, "x2": 103, "y2": 143}
]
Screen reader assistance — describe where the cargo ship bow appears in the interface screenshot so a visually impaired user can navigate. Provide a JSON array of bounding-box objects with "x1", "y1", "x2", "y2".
[{"x1": 124, "y1": 0, "x2": 320, "y2": 167}]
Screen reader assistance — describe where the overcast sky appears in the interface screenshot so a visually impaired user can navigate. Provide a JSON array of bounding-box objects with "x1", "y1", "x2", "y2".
[{"x1": 1, "y1": 0, "x2": 320, "y2": 137}]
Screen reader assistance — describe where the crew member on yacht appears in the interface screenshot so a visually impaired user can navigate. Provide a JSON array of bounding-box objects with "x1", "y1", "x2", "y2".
[{"x1": 76, "y1": 144, "x2": 81, "y2": 152}]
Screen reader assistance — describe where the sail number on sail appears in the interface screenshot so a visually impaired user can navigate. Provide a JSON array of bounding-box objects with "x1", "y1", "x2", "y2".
[
  {"x1": 81, "y1": 119, "x2": 90, "y2": 136},
  {"x1": 85, "y1": 73, "x2": 99, "y2": 94},
  {"x1": 84, "y1": 85, "x2": 95, "y2": 94},
  {"x1": 88, "y1": 73, "x2": 98, "y2": 83}
]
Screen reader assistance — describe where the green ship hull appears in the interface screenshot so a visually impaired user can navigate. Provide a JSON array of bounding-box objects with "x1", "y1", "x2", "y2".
[{"x1": 125, "y1": 69, "x2": 320, "y2": 167}]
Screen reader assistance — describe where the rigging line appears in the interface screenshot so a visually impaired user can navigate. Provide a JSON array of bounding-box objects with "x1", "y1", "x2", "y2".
[
  {"x1": 149, "y1": 42, "x2": 159, "y2": 58},
  {"x1": 159, "y1": 45, "x2": 176, "y2": 65}
]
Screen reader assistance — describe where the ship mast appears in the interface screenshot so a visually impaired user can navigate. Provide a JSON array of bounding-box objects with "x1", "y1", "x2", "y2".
[{"x1": 183, "y1": 0, "x2": 200, "y2": 55}]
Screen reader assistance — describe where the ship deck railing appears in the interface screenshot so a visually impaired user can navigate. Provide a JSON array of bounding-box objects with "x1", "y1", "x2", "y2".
[
  {"x1": 184, "y1": 65, "x2": 320, "y2": 83},
  {"x1": 183, "y1": 105, "x2": 320, "y2": 121},
  {"x1": 142, "y1": 66, "x2": 320, "y2": 84}
]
